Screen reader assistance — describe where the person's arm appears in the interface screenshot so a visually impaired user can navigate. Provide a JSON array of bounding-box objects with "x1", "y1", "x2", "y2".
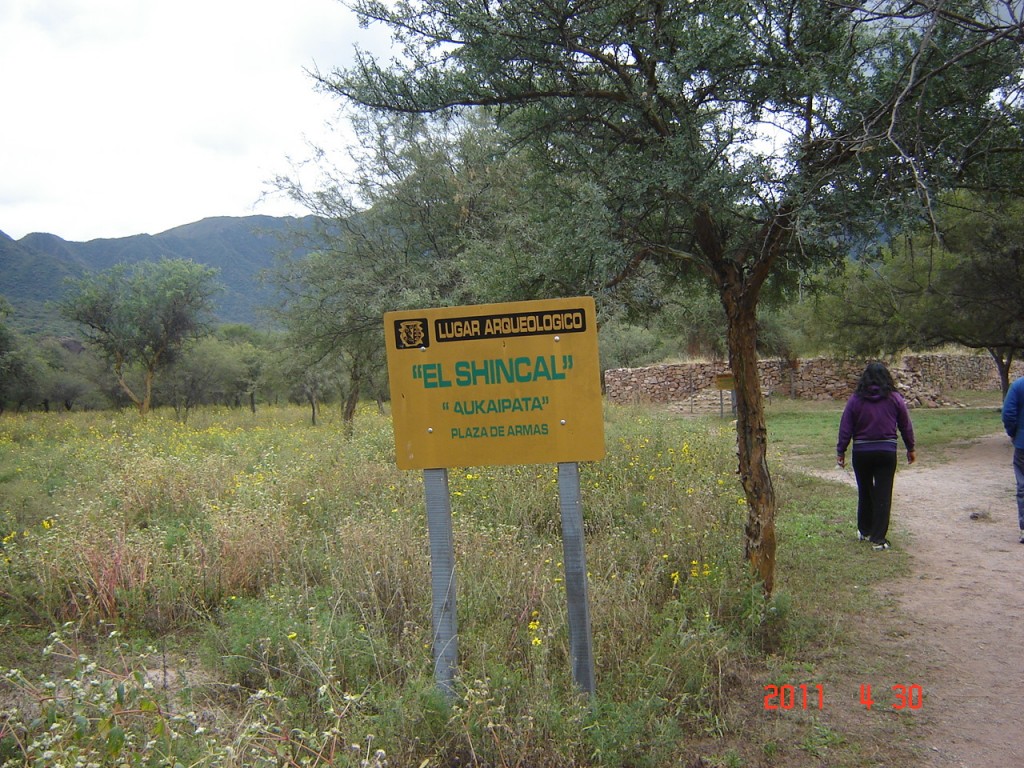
[
  {"x1": 1003, "y1": 383, "x2": 1019, "y2": 439},
  {"x1": 895, "y1": 394, "x2": 915, "y2": 463},
  {"x1": 836, "y1": 398, "x2": 856, "y2": 467}
]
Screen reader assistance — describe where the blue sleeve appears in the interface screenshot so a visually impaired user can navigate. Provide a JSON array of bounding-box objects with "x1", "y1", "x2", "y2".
[{"x1": 1003, "y1": 383, "x2": 1019, "y2": 438}]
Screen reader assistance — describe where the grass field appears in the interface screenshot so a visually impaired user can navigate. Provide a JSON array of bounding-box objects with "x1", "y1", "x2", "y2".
[{"x1": 0, "y1": 396, "x2": 1005, "y2": 766}]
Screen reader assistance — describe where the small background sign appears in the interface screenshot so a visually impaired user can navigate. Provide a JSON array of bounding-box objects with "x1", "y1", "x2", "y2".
[{"x1": 385, "y1": 297, "x2": 605, "y2": 469}]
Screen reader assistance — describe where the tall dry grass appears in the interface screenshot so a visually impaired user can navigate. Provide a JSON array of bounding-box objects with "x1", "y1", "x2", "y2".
[{"x1": 0, "y1": 400, "x2": 943, "y2": 766}]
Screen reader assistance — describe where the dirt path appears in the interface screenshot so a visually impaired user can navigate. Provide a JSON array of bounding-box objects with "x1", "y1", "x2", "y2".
[{"x1": 828, "y1": 432, "x2": 1023, "y2": 767}]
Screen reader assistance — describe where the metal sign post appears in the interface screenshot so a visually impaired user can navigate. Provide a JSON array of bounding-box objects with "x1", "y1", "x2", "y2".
[
  {"x1": 423, "y1": 468, "x2": 458, "y2": 697},
  {"x1": 715, "y1": 373, "x2": 736, "y2": 418},
  {"x1": 557, "y1": 462, "x2": 596, "y2": 695}
]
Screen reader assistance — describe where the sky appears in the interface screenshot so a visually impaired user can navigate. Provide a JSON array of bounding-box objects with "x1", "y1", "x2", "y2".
[{"x1": 0, "y1": 0, "x2": 392, "y2": 243}]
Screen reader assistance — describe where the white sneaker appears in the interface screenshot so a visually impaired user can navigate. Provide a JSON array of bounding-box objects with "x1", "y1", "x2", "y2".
[{"x1": 1019, "y1": 529, "x2": 1024, "y2": 544}]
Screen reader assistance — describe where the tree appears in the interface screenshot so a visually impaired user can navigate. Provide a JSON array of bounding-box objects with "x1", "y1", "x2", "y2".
[
  {"x1": 60, "y1": 260, "x2": 221, "y2": 415},
  {"x1": 270, "y1": 112, "x2": 500, "y2": 429},
  {"x1": 598, "y1": 316, "x2": 668, "y2": 370},
  {"x1": 35, "y1": 337, "x2": 109, "y2": 412},
  {"x1": 217, "y1": 324, "x2": 280, "y2": 412},
  {"x1": 819, "y1": 192, "x2": 1024, "y2": 394},
  {"x1": 159, "y1": 337, "x2": 247, "y2": 419},
  {"x1": 271, "y1": 244, "x2": 392, "y2": 429},
  {"x1": 936, "y1": 197, "x2": 1024, "y2": 393},
  {"x1": 319, "y1": 0, "x2": 1024, "y2": 592},
  {"x1": 284, "y1": 357, "x2": 338, "y2": 426},
  {"x1": 0, "y1": 297, "x2": 42, "y2": 413}
]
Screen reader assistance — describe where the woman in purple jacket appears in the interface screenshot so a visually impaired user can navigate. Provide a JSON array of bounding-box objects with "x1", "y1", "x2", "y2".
[{"x1": 836, "y1": 362, "x2": 917, "y2": 550}]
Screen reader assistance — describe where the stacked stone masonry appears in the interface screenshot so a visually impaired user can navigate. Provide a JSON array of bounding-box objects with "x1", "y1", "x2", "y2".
[{"x1": 605, "y1": 354, "x2": 1023, "y2": 409}]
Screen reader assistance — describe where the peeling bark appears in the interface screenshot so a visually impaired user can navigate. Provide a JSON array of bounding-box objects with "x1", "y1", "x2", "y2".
[
  {"x1": 724, "y1": 289, "x2": 777, "y2": 594},
  {"x1": 699, "y1": 204, "x2": 782, "y2": 595}
]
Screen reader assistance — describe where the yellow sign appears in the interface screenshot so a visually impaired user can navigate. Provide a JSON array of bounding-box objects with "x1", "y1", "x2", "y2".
[{"x1": 384, "y1": 297, "x2": 606, "y2": 469}]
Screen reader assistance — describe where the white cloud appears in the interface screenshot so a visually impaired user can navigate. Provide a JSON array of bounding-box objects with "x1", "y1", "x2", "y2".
[{"x1": 0, "y1": 0, "x2": 391, "y2": 241}]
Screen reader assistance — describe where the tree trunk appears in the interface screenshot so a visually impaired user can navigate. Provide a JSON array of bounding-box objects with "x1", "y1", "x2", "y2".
[
  {"x1": 113, "y1": 357, "x2": 146, "y2": 415},
  {"x1": 722, "y1": 289, "x2": 777, "y2": 595},
  {"x1": 140, "y1": 368, "x2": 155, "y2": 416},
  {"x1": 341, "y1": 364, "x2": 362, "y2": 436},
  {"x1": 342, "y1": 382, "x2": 360, "y2": 435},
  {"x1": 696, "y1": 201, "x2": 781, "y2": 596},
  {"x1": 988, "y1": 347, "x2": 1014, "y2": 399}
]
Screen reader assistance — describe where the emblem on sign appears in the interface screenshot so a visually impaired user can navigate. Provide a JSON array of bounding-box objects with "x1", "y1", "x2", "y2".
[{"x1": 395, "y1": 319, "x2": 429, "y2": 349}]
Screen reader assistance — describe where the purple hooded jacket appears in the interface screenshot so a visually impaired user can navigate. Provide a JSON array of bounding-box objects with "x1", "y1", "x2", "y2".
[{"x1": 836, "y1": 385, "x2": 915, "y2": 456}]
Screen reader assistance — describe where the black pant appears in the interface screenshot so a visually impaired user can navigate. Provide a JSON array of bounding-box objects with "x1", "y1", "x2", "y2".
[{"x1": 852, "y1": 450, "x2": 897, "y2": 543}]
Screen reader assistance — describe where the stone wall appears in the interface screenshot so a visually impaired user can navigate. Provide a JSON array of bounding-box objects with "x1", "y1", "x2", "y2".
[{"x1": 604, "y1": 353, "x2": 1020, "y2": 407}]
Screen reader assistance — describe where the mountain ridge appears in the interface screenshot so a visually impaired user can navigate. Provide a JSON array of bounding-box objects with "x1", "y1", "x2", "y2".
[{"x1": 0, "y1": 215, "x2": 322, "y2": 334}]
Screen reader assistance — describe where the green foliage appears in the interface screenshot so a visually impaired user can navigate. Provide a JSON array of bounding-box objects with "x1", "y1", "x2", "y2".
[
  {"x1": 0, "y1": 299, "x2": 43, "y2": 412},
  {"x1": 200, "y1": 583, "x2": 425, "y2": 702},
  {"x1": 62, "y1": 260, "x2": 220, "y2": 365},
  {"x1": 318, "y1": 0, "x2": 1024, "y2": 596},
  {"x1": 158, "y1": 336, "x2": 253, "y2": 415},
  {"x1": 39, "y1": 338, "x2": 111, "y2": 410},
  {"x1": 597, "y1": 318, "x2": 666, "y2": 370},
  {"x1": 270, "y1": 114, "x2": 503, "y2": 425},
  {"x1": 332, "y1": 0, "x2": 1023, "y2": 280},
  {"x1": 809, "y1": 192, "x2": 1024, "y2": 390},
  {"x1": 60, "y1": 260, "x2": 221, "y2": 414},
  {"x1": 1, "y1": 630, "x2": 225, "y2": 767}
]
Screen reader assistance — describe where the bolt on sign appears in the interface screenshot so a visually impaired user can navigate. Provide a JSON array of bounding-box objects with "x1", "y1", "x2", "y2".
[{"x1": 384, "y1": 297, "x2": 606, "y2": 469}]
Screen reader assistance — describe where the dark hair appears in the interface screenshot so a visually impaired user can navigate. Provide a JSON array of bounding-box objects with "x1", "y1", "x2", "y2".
[{"x1": 855, "y1": 362, "x2": 895, "y2": 396}]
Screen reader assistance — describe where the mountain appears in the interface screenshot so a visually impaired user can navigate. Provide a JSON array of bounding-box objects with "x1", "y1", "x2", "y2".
[{"x1": 0, "y1": 215, "x2": 321, "y2": 334}]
